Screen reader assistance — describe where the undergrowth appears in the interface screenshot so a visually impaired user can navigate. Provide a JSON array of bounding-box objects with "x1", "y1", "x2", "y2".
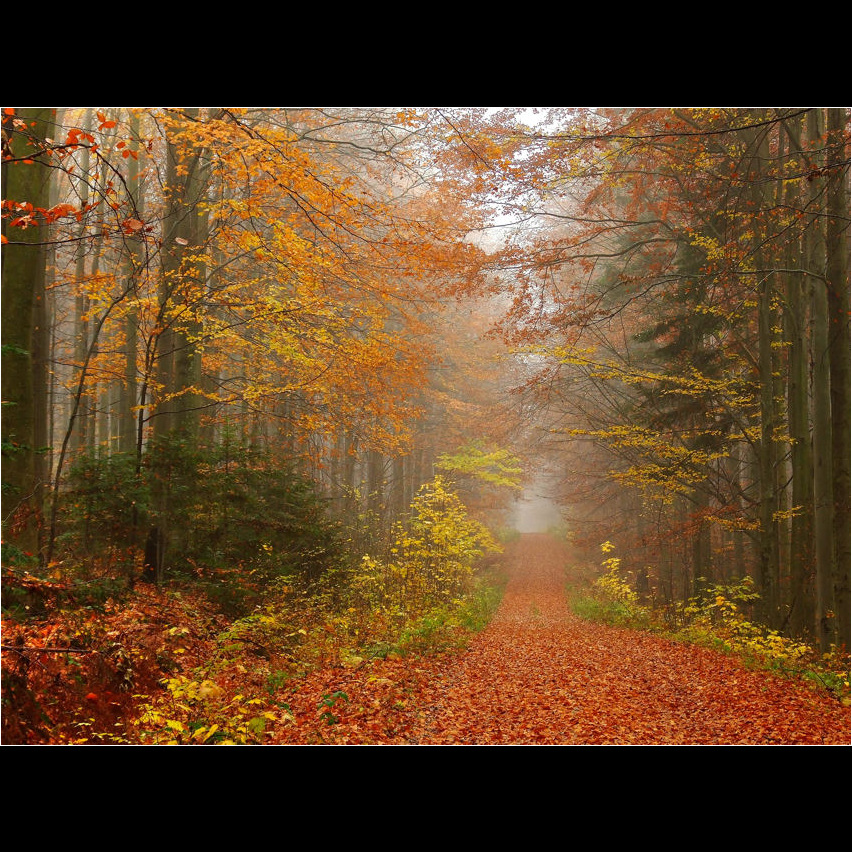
[
  {"x1": 2, "y1": 476, "x2": 507, "y2": 744},
  {"x1": 363, "y1": 570, "x2": 506, "y2": 659},
  {"x1": 115, "y1": 564, "x2": 506, "y2": 745},
  {"x1": 568, "y1": 542, "x2": 851, "y2": 703}
]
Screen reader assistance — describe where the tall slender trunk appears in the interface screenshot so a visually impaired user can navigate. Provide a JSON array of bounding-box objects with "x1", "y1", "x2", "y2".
[
  {"x1": 825, "y1": 107, "x2": 851, "y2": 650},
  {"x1": 1, "y1": 108, "x2": 53, "y2": 553},
  {"x1": 149, "y1": 108, "x2": 210, "y2": 581},
  {"x1": 780, "y1": 114, "x2": 815, "y2": 637},
  {"x1": 72, "y1": 109, "x2": 93, "y2": 455},
  {"x1": 747, "y1": 124, "x2": 781, "y2": 624},
  {"x1": 806, "y1": 110, "x2": 836, "y2": 649},
  {"x1": 119, "y1": 111, "x2": 143, "y2": 455}
]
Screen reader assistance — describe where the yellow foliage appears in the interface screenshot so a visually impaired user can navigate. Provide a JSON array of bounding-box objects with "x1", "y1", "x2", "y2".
[
  {"x1": 134, "y1": 674, "x2": 289, "y2": 745},
  {"x1": 356, "y1": 476, "x2": 501, "y2": 616}
]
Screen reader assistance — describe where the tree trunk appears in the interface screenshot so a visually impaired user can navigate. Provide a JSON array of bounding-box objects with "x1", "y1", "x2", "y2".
[
  {"x1": 747, "y1": 124, "x2": 782, "y2": 625},
  {"x1": 1, "y1": 108, "x2": 53, "y2": 553},
  {"x1": 825, "y1": 107, "x2": 851, "y2": 650},
  {"x1": 782, "y1": 113, "x2": 815, "y2": 638},
  {"x1": 150, "y1": 108, "x2": 210, "y2": 580},
  {"x1": 119, "y1": 111, "x2": 143, "y2": 455},
  {"x1": 806, "y1": 110, "x2": 836, "y2": 649}
]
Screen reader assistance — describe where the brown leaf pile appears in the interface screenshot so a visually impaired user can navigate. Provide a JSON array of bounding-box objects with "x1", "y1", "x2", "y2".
[
  {"x1": 270, "y1": 534, "x2": 851, "y2": 745},
  {"x1": 1, "y1": 585, "x2": 228, "y2": 744}
]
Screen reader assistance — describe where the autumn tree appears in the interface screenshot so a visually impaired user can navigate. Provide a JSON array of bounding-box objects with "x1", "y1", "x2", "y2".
[
  {"x1": 4, "y1": 107, "x2": 510, "y2": 594},
  {"x1": 480, "y1": 108, "x2": 850, "y2": 645}
]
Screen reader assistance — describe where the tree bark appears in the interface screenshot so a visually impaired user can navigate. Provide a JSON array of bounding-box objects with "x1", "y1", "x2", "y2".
[
  {"x1": 149, "y1": 108, "x2": 210, "y2": 580},
  {"x1": 119, "y1": 111, "x2": 143, "y2": 455},
  {"x1": 1, "y1": 108, "x2": 53, "y2": 553},
  {"x1": 807, "y1": 110, "x2": 836, "y2": 649},
  {"x1": 825, "y1": 107, "x2": 851, "y2": 650}
]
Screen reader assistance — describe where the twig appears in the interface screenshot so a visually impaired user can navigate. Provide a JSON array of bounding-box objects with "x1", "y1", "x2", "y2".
[{"x1": 1, "y1": 645, "x2": 97, "y2": 654}]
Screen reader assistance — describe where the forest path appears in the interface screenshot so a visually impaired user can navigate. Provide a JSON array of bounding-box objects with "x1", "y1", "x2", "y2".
[{"x1": 271, "y1": 534, "x2": 850, "y2": 745}]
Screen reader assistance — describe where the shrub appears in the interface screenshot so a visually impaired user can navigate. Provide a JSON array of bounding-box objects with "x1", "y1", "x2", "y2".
[
  {"x1": 353, "y1": 476, "x2": 502, "y2": 618},
  {"x1": 578, "y1": 541, "x2": 650, "y2": 626},
  {"x1": 60, "y1": 451, "x2": 146, "y2": 576},
  {"x1": 673, "y1": 577, "x2": 812, "y2": 669},
  {"x1": 53, "y1": 439, "x2": 344, "y2": 614},
  {"x1": 570, "y1": 544, "x2": 849, "y2": 699}
]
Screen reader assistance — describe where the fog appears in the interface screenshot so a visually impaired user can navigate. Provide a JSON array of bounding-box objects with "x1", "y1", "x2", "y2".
[{"x1": 511, "y1": 476, "x2": 564, "y2": 533}]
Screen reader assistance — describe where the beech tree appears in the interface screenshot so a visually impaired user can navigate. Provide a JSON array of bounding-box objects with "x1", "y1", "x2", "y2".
[{"x1": 3, "y1": 107, "x2": 507, "y2": 582}]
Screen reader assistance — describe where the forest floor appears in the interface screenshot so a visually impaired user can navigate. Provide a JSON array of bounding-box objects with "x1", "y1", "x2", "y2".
[{"x1": 269, "y1": 534, "x2": 851, "y2": 745}]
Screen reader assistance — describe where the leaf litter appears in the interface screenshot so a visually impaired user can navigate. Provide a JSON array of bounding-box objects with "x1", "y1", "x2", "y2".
[{"x1": 270, "y1": 534, "x2": 850, "y2": 745}]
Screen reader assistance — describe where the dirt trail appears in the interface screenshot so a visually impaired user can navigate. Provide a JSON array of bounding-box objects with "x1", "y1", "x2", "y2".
[{"x1": 272, "y1": 534, "x2": 850, "y2": 745}]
